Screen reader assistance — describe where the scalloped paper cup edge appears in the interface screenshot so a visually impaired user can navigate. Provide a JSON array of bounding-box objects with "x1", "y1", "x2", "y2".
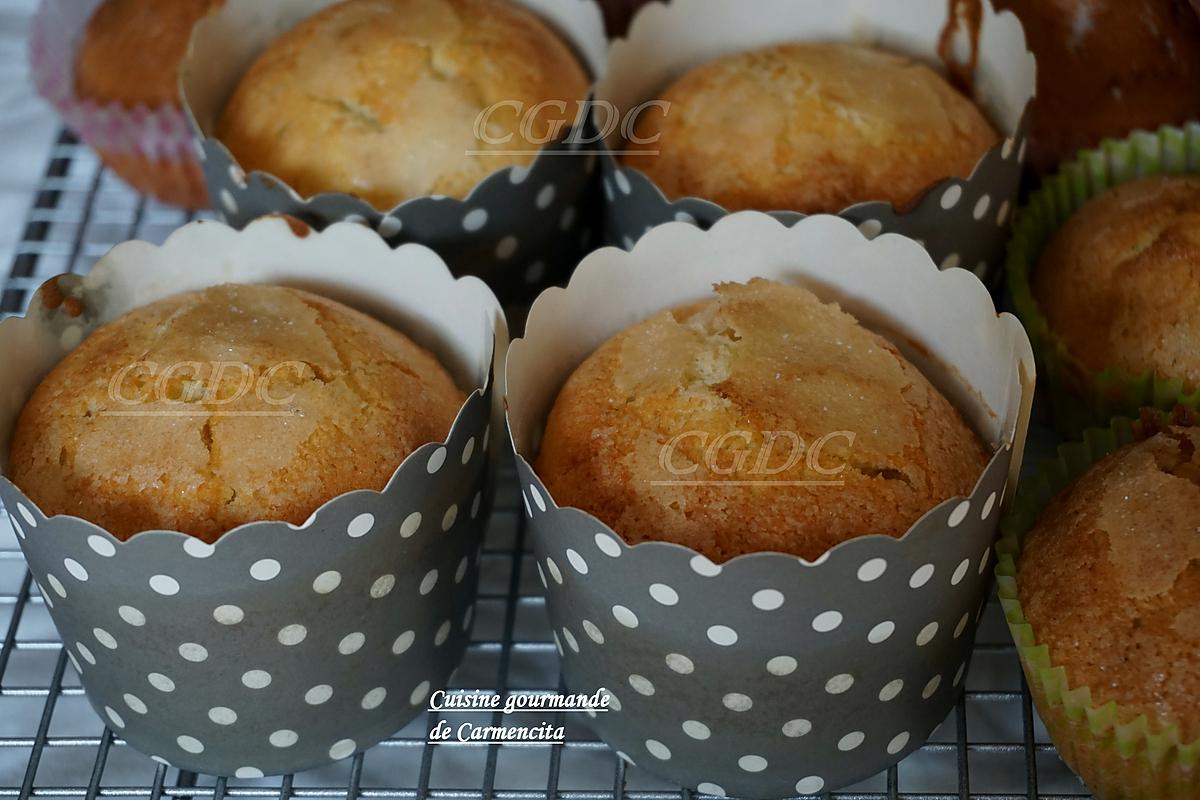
[
  {"x1": 179, "y1": 0, "x2": 608, "y2": 217},
  {"x1": 1006, "y1": 123, "x2": 1200, "y2": 439},
  {"x1": 508, "y1": 212, "x2": 1035, "y2": 500},
  {"x1": 501, "y1": 212, "x2": 1036, "y2": 795},
  {"x1": 0, "y1": 217, "x2": 508, "y2": 484},
  {"x1": 593, "y1": 0, "x2": 1036, "y2": 286},
  {"x1": 0, "y1": 218, "x2": 506, "y2": 775},
  {"x1": 995, "y1": 416, "x2": 1200, "y2": 799},
  {"x1": 603, "y1": 0, "x2": 1034, "y2": 142}
]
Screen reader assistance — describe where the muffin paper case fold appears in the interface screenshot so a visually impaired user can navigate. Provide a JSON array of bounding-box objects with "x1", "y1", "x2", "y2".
[
  {"x1": 0, "y1": 218, "x2": 507, "y2": 777},
  {"x1": 596, "y1": 0, "x2": 1036, "y2": 292},
  {"x1": 179, "y1": 0, "x2": 608, "y2": 309},
  {"x1": 1006, "y1": 123, "x2": 1200, "y2": 440},
  {"x1": 29, "y1": 0, "x2": 209, "y2": 208},
  {"x1": 504, "y1": 213, "x2": 1036, "y2": 798},
  {"x1": 996, "y1": 417, "x2": 1200, "y2": 800}
]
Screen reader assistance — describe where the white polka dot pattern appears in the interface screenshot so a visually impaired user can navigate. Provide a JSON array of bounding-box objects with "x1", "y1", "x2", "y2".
[
  {"x1": 5, "y1": 271, "x2": 1006, "y2": 791},
  {"x1": 795, "y1": 776, "x2": 825, "y2": 795},
  {"x1": 0, "y1": 379, "x2": 489, "y2": 774},
  {"x1": 88, "y1": 536, "x2": 116, "y2": 558},
  {"x1": 628, "y1": 674, "x2": 654, "y2": 696},
  {"x1": 645, "y1": 739, "x2": 671, "y2": 760},
  {"x1": 782, "y1": 718, "x2": 811, "y2": 738},
  {"x1": 811, "y1": 610, "x2": 842, "y2": 632},
  {"x1": 766, "y1": 656, "x2": 797, "y2": 676},
  {"x1": 722, "y1": 693, "x2": 752, "y2": 712},
  {"x1": 118, "y1": 605, "x2": 146, "y2": 627},
  {"x1": 867, "y1": 620, "x2": 895, "y2": 644},
  {"x1": 706, "y1": 625, "x2": 737, "y2": 646},
  {"x1": 184, "y1": 539, "x2": 215, "y2": 559},
  {"x1": 209, "y1": 707, "x2": 237, "y2": 726},
  {"x1": 149, "y1": 574, "x2": 179, "y2": 596},
  {"x1": 879, "y1": 679, "x2": 904, "y2": 702},
  {"x1": 346, "y1": 513, "x2": 374, "y2": 538},
  {"x1": 250, "y1": 559, "x2": 281, "y2": 581},
  {"x1": 148, "y1": 673, "x2": 175, "y2": 693},
  {"x1": 751, "y1": 589, "x2": 784, "y2": 611},
  {"x1": 856, "y1": 558, "x2": 887, "y2": 582},
  {"x1": 887, "y1": 731, "x2": 911, "y2": 755},
  {"x1": 837, "y1": 731, "x2": 865, "y2": 751},
  {"x1": 649, "y1": 583, "x2": 678, "y2": 606},
  {"x1": 306, "y1": 685, "x2": 333, "y2": 705},
  {"x1": 514, "y1": 423, "x2": 1014, "y2": 796},
  {"x1": 213, "y1": 605, "x2": 244, "y2": 625},
  {"x1": 329, "y1": 739, "x2": 357, "y2": 760}
]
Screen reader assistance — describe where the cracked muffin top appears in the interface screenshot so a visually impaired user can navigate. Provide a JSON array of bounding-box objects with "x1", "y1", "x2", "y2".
[
  {"x1": 75, "y1": 0, "x2": 224, "y2": 108},
  {"x1": 1017, "y1": 426, "x2": 1200, "y2": 740},
  {"x1": 534, "y1": 279, "x2": 989, "y2": 562},
  {"x1": 1034, "y1": 175, "x2": 1200, "y2": 386},
  {"x1": 621, "y1": 42, "x2": 999, "y2": 214},
  {"x1": 216, "y1": 0, "x2": 589, "y2": 208},
  {"x1": 8, "y1": 284, "x2": 463, "y2": 542}
]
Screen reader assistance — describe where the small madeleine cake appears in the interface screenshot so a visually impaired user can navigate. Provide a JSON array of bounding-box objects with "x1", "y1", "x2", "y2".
[
  {"x1": 1018, "y1": 427, "x2": 1200, "y2": 750},
  {"x1": 622, "y1": 42, "x2": 999, "y2": 214},
  {"x1": 535, "y1": 279, "x2": 989, "y2": 562},
  {"x1": 9, "y1": 284, "x2": 464, "y2": 542},
  {"x1": 1034, "y1": 175, "x2": 1200, "y2": 385},
  {"x1": 217, "y1": 0, "x2": 590, "y2": 209},
  {"x1": 75, "y1": 0, "x2": 223, "y2": 108}
]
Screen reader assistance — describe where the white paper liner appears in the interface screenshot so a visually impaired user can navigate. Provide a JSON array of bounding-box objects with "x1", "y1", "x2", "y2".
[
  {"x1": 594, "y1": 0, "x2": 1037, "y2": 288},
  {"x1": 503, "y1": 212, "x2": 1036, "y2": 796},
  {"x1": 0, "y1": 218, "x2": 508, "y2": 776}
]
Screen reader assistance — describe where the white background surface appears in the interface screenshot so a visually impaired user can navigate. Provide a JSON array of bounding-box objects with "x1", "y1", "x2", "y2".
[{"x1": 0, "y1": 0, "x2": 58, "y2": 269}]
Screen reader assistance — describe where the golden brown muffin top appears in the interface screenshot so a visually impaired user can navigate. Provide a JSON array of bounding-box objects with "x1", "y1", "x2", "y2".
[
  {"x1": 1017, "y1": 428, "x2": 1200, "y2": 740},
  {"x1": 1033, "y1": 175, "x2": 1200, "y2": 386},
  {"x1": 621, "y1": 42, "x2": 999, "y2": 214},
  {"x1": 534, "y1": 279, "x2": 989, "y2": 563},
  {"x1": 75, "y1": 0, "x2": 223, "y2": 108},
  {"x1": 216, "y1": 0, "x2": 590, "y2": 208},
  {"x1": 8, "y1": 284, "x2": 464, "y2": 542},
  {"x1": 994, "y1": 0, "x2": 1200, "y2": 174}
]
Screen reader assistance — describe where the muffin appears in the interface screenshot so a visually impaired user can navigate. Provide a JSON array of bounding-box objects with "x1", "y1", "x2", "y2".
[
  {"x1": 8, "y1": 283, "x2": 464, "y2": 542},
  {"x1": 509, "y1": 226, "x2": 1031, "y2": 794},
  {"x1": 1011, "y1": 421, "x2": 1200, "y2": 799},
  {"x1": 620, "y1": 42, "x2": 999, "y2": 214},
  {"x1": 65, "y1": 0, "x2": 222, "y2": 207},
  {"x1": 216, "y1": 0, "x2": 590, "y2": 209},
  {"x1": 1032, "y1": 175, "x2": 1200, "y2": 387},
  {"x1": 534, "y1": 278, "x2": 989, "y2": 562},
  {"x1": 994, "y1": 0, "x2": 1200, "y2": 174},
  {"x1": 0, "y1": 217, "x2": 501, "y2": 776},
  {"x1": 75, "y1": 0, "x2": 223, "y2": 109}
]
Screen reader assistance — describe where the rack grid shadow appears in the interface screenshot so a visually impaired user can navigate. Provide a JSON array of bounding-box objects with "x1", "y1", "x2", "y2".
[{"x1": 0, "y1": 132, "x2": 1093, "y2": 800}]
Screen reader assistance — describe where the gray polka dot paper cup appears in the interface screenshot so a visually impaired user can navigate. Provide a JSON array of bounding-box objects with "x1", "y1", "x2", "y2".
[
  {"x1": 597, "y1": 0, "x2": 1036, "y2": 292},
  {"x1": 0, "y1": 217, "x2": 506, "y2": 777},
  {"x1": 504, "y1": 213, "x2": 1036, "y2": 797},
  {"x1": 179, "y1": 0, "x2": 608, "y2": 308}
]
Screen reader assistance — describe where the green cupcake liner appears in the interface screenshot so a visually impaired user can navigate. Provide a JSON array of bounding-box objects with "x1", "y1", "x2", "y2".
[
  {"x1": 1006, "y1": 123, "x2": 1200, "y2": 439},
  {"x1": 996, "y1": 415, "x2": 1200, "y2": 799}
]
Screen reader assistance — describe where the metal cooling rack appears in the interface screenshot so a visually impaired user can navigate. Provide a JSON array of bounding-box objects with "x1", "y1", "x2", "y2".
[{"x1": 0, "y1": 132, "x2": 1093, "y2": 800}]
